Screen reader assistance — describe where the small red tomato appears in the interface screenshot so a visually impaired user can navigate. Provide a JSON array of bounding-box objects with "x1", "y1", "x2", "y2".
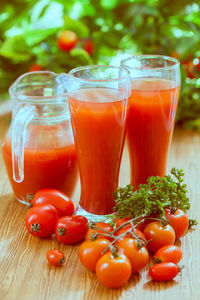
[
  {"x1": 83, "y1": 39, "x2": 94, "y2": 55},
  {"x1": 144, "y1": 221, "x2": 175, "y2": 253},
  {"x1": 79, "y1": 238, "x2": 110, "y2": 271},
  {"x1": 25, "y1": 204, "x2": 59, "y2": 238},
  {"x1": 85, "y1": 222, "x2": 114, "y2": 242},
  {"x1": 46, "y1": 249, "x2": 65, "y2": 266},
  {"x1": 29, "y1": 63, "x2": 44, "y2": 72},
  {"x1": 115, "y1": 217, "x2": 130, "y2": 228},
  {"x1": 149, "y1": 262, "x2": 179, "y2": 281},
  {"x1": 117, "y1": 238, "x2": 149, "y2": 274},
  {"x1": 115, "y1": 225, "x2": 146, "y2": 244},
  {"x1": 96, "y1": 251, "x2": 132, "y2": 288},
  {"x1": 56, "y1": 215, "x2": 88, "y2": 244},
  {"x1": 154, "y1": 245, "x2": 182, "y2": 264},
  {"x1": 165, "y1": 209, "x2": 189, "y2": 239},
  {"x1": 57, "y1": 30, "x2": 78, "y2": 52},
  {"x1": 32, "y1": 189, "x2": 74, "y2": 217}
]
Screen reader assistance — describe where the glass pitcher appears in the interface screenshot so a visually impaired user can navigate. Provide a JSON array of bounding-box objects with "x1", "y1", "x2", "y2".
[{"x1": 2, "y1": 71, "x2": 79, "y2": 205}]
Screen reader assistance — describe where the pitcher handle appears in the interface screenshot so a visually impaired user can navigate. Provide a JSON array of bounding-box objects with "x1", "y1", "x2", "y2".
[{"x1": 12, "y1": 105, "x2": 36, "y2": 183}]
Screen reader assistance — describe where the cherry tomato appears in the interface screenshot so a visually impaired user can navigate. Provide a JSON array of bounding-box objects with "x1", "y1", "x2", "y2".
[
  {"x1": 29, "y1": 63, "x2": 44, "y2": 72},
  {"x1": 115, "y1": 217, "x2": 130, "y2": 228},
  {"x1": 32, "y1": 189, "x2": 74, "y2": 217},
  {"x1": 115, "y1": 225, "x2": 146, "y2": 244},
  {"x1": 154, "y1": 245, "x2": 182, "y2": 264},
  {"x1": 165, "y1": 209, "x2": 189, "y2": 239},
  {"x1": 79, "y1": 238, "x2": 110, "y2": 272},
  {"x1": 56, "y1": 215, "x2": 88, "y2": 244},
  {"x1": 85, "y1": 222, "x2": 114, "y2": 242},
  {"x1": 149, "y1": 262, "x2": 179, "y2": 281},
  {"x1": 25, "y1": 204, "x2": 59, "y2": 238},
  {"x1": 144, "y1": 221, "x2": 175, "y2": 253},
  {"x1": 83, "y1": 39, "x2": 94, "y2": 55},
  {"x1": 96, "y1": 251, "x2": 132, "y2": 288},
  {"x1": 118, "y1": 238, "x2": 149, "y2": 274},
  {"x1": 46, "y1": 249, "x2": 65, "y2": 266},
  {"x1": 57, "y1": 30, "x2": 78, "y2": 52}
]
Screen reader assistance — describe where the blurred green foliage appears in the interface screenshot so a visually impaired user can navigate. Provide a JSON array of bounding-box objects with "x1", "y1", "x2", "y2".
[{"x1": 0, "y1": 0, "x2": 200, "y2": 130}]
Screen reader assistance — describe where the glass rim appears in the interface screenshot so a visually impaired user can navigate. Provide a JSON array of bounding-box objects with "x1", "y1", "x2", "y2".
[
  {"x1": 68, "y1": 65, "x2": 130, "y2": 82},
  {"x1": 121, "y1": 55, "x2": 180, "y2": 71},
  {"x1": 9, "y1": 71, "x2": 68, "y2": 101}
]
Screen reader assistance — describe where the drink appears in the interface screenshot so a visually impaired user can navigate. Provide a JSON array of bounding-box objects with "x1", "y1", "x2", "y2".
[
  {"x1": 127, "y1": 78, "x2": 180, "y2": 187},
  {"x1": 2, "y1": 124, "x2": 78, "y2": 202},
  {"x1": 69, "y1": 88, "x2": 127, "y2": 215}
]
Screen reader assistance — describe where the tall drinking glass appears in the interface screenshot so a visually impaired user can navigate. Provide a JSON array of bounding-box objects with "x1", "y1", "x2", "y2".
[
  {"x1": 121, "y1": 55, "x2": 180, "y2": 188},
  {"x1": 68, "y1": 65, "x2": 130, "y2": 218}
]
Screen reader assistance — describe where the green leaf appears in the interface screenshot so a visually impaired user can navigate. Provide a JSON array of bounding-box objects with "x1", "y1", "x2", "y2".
[
  {"x1": 63, "y1": 16, "x2": 89, "y2": 38},
  {"x1": 24, "y1": 27, "x2": 59, "y2": 47},
  {"x1": 100, "y1": 0, "x2": 118, "y2": 10},
  {"x1": 0, "y1": 35, "x2": 31, "y2": 61},
  {"x1": 70, "y1": 48, "x2": 92, "y2": 64}
]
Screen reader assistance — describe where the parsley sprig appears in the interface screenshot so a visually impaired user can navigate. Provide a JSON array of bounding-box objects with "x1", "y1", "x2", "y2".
[{"x1": 113, "y1": 168, "x2": 191, "y2": 220}]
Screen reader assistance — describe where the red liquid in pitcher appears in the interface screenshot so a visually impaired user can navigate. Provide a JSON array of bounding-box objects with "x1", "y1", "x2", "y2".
[{"x1": 2, "y1": 124, "x2": 78, "y2": 202}]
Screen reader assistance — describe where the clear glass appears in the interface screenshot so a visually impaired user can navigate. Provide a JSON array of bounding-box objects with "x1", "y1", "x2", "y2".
[
  {"x1": 2, "y1": 71, "x2": 78, "y2": 205},
  {"x1": 121, "y1": 55, "x2": 180, "y2": 188},
  {"x1": 68, "y1": 65, "x2": 131, "y2": 219}
]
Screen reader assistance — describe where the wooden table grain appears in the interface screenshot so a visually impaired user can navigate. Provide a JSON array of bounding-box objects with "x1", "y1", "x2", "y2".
[{"x1": 0, "y1": 113, "x2": 200, "y2": 300}]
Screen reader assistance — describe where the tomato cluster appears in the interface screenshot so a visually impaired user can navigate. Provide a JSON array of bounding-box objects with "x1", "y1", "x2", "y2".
[
  {"x1": 57, "y1": 31, "x2": 93, "y2": 55},
  {"x1": 25, "y1": 189, "x2": 89, "y2": 266},
  {"x1": 78, "y1": 208, "x2": 189, "y2": 287},
  {"x1": 30, "y1": 30, "x2": 94, "y2": 72},
  {"x1": 24, "y1": 192, "x2": 189, "y2": 285}
]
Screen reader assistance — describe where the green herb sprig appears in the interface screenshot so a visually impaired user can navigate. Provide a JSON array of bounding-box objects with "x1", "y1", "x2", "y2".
[{"x1": 113, "y1": 168, "x2": 192, "y2": 221}]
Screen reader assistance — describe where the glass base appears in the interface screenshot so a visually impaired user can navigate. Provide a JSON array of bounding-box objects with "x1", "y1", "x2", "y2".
[{"x1": 75, "y1": 205, "x2": 114, "y2": 223}]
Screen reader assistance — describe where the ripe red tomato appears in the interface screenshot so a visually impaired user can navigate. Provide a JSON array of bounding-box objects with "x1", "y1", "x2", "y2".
[
  {"x1": 57, "y1": 30, "x2": 78, "y2": 52},
  {"x1": 79, "y1": 238, "x2": 110, "y2": 272},
  {"x1": 25, "y1": 204, "x2": 58, "y2": 238},
  {"x1": 83, "y1": 39, "x2": 93, "y2": 55},
  {"x1": 154, "y1": 245, "x2": 182, "y2": 264},
  {"x1": 56, "y1": 215, "x2": 88, "y2": 244},
  {"x1": 29, "y1": 63, "x2": 44, "y2": 72},
  {"x1": 149, "y1": 262, "x2": 179, "y2": 281},
  {"x1": 115, "y1": 217, "x2": 130, "y2": 228},
  {"x1": 96, "y1": 251, "x2": 132, "y2": 288},
  {"x1": 165, "y1": 209, "x2": 189, "y2": 239},
  {"x1": 144, "y1": 221, "x2": 175, "y2": 253},
  {"x1": 118, "y1": 238, "x2": 149, "y2": 274},
  {"x1": 85, "y1": 222, "x2": 114, "y2": 242},
  {"x1": 32, "y1": 189, "x2": 74, "y2": 217},
  {"x1": 115, "y1": 217, "x2": 150, "y2": 232},
  {"x1": 46, "y1": 249, "x2": 65, "y2": 266},
  {"x1": 115, "y1": 225, "x2": 146, "y2": 244}
]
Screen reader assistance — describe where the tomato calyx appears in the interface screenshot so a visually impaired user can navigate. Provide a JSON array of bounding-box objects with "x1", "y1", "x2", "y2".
[
  {"x1": 57, "y1": 227, "x2": 68, "y2": 236},
  {"x1": 58, "y1": 256, "x2": 65, "y2": 266},
  {"x1": 30, "y1": 222, "x2": 41, "y2": 233},
  {"x1": 110, "y1": 245, "x2": 119, "y2": 258}
]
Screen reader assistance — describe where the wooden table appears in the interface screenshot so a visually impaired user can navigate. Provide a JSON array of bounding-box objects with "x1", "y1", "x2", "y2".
[{"x1": 0, "y1": 113, "x2": 200, "y2": 300}]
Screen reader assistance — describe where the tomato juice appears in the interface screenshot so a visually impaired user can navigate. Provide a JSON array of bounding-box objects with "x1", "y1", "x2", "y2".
[
  {"x1": 2, "y1": 124, "x2": 78, "y2": 203},
  {"x1": 68, "y1": 88, "x2": 127, "y2": 215},
  {"x1": 127, "y1": 78, "x2": 180, "y2": 187}
]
